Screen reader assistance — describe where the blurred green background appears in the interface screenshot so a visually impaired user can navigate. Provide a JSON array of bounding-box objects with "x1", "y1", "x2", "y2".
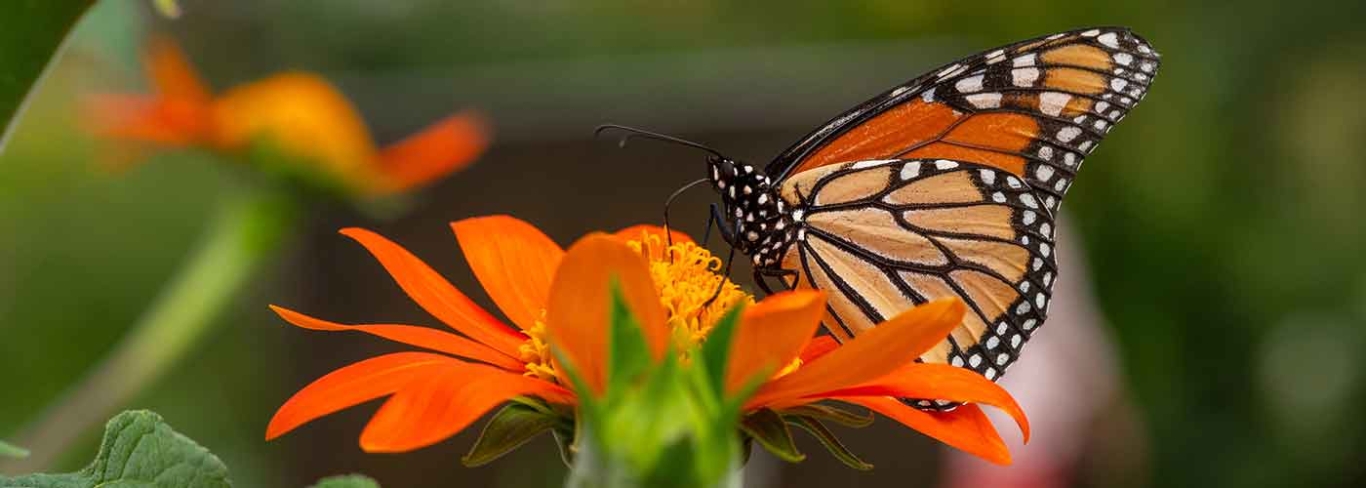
[{"x1": 3, "y1": 0, "x2": 1366, "y2": 487}]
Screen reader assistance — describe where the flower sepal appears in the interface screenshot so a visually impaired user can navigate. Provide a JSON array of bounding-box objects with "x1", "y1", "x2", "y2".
[{"x1": 462, "y1": 397, "x2": 573, "y2": 468}]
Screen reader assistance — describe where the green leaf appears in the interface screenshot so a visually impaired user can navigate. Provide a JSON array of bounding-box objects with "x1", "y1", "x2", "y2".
[
  {"x1": 462, "y1": 402, "x2": 563, "y2": 467},
  {"x1": 606, "y1": 279, "x2": 652, "y2": 396},
  {"x1": 697, "y1": 303, "x2": 744, "y2": 400},
  {"x1": 738, "y1": 409, "x2": 804, "y2": 463},
  {"x1": 0, "y1": 410, "x2": 231, "y2": 487},
  {"x1": 0, "y1": 441, "x2": 28, "y2": 459},
  {"x1": 0, "y1": 0, "x2": 95, "y2": 151},
  {"x1": 778, "y1": 403, "x2": 875, "y2": 428},
  {"x1": 786, "y1": 415, "x2": 874, "y2": 471}
]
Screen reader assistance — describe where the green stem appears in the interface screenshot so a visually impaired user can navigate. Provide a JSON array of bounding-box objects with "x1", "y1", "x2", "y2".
[{"x1": 3, "y1": 185, "x2": 296, "y2": 473}]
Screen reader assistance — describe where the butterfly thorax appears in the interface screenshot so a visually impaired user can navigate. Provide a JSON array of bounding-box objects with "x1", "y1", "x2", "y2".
[{"x1": 707, "y1": 157, "x2": 800, "y2": 267}]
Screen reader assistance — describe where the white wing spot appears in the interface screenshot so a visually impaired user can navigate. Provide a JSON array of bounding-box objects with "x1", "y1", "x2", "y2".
[
  {"x1": 1063, "y1": 152, "x2": 1078, "y2": 166},
  {"x1": 937, "y1": 63, "x2": 965, "y2": 78},
  {"x1": 1011, "y1": 334, "x2": 1023, "y2": 348},
  {"x1": 1054, "y1": 178, "x2": 1068, "y2": 192},
  {"x1": 1023, "y1": 319, "x2": 1038, "y2": 331},
  {"x1": 1012, "y1": 67, "x2": 1040, "y2": 87},
  {"x1": 997, "y1": 353, "x2": 1010, "y2": 365},
  {"x1": 1097, "y1": 32, "x2": 1120, "y2": 48},
  {"x1": 1111, "y1": 77, "x2": 1129, "y2": 92},
  {"x1": 1022, "y1": 210, "x2": 1037, "y2": 225},
  {"x1": 852, "y1": 159, "x2": 890, "y2": 169},
  {"x1": 979, "y1": 169, "x2": 996, "y2": 185},
  {"x1": 1035, "y1": 164, "x2": 1055, "y2": 182},
  {"x1": 966, "y1": 92, "x2": 1003, "y2": 109},
  {"x1": 1040, "y1": 242, "x2": 1052, "y2": 257},
  {"x1": 1013, "y1": 53, "x2": 1037, "y2": 67},
  {"x1": 1038, "y1": 145, "x2": 1054, "y2": 161},
  {"x1": 1040, "y1": 222, "x2": 1053, "y2": 237},
  {"x1": 900, "y1": 161, "x2": 922, "y2": 180},
  {"x1": 934, "y1": 159, "x2": 959, "y2": 170},
  {"x1": 986, "y1": 336, "x2": 1000, "y2": 350},
  {"x1": 1057, "y1": 126, "x2": 1082, "y2": 142},
  {"x1": 996, "y1": 322, "x2": 1009, "y2": 335},
  {"x1": 1020, "y1": 193, "x2": 1039, "y2": 209},
  {"x1": 969, "y1": 354, "x2": 982, "y2": 367},
  {"x1": 1082, "y1": 29, "x2": 1101, "y2": 37},
  {"x1": 992, "y1": 192, "x2": 1007, "y2": 203},
  {"x1": 1039, "y1": 91, "x2": 1071, "y2": 116},
  {"x1": 1094, "y1": 119, "x2": 1109, "y2": 130},
  {"x1": 1114, "y1": 52, "x2": 1133, "y2": 66},
  {"x1": 921, "y1": 87, "x2": 937, "y2": 102},
  {"x1": 956, "y1": 75, "x2": 985, "y2": 93}
]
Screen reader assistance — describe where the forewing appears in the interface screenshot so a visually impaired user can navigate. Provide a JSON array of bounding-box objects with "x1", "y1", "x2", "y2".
[{"x1": 767, "y1": 27, "x2": 1160, "y2": 214}]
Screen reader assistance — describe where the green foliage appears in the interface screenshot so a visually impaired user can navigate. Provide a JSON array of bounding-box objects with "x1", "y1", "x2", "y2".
[
  {"x1": 0, "y1": 410, "x2": 230, "y2": 488},
  {"x1": 738, "y1": 409, "x2": 803, "y2": 464},
  {"x1": 0, "y1": 0, "x2": 94, "y2": 150},
  {"x1": 463, "y1": 400, "x2": 570, "y2": 467},
  {"x1": 308, "y1": 474, "x2": 381, "y2": 488},
  {"x1": 785, "y1": 415, "x2": 872, "y2": 471},
  {"x1": 562, "y1": 285, "x2": 751, "y2": 488},
  {"x1": 0, "y1": 442, "x2": 28, "y2": 460}
]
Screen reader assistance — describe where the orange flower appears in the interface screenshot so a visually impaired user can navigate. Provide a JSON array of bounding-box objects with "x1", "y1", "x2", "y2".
[
  {"x1": 266, "y1": 216, "x2": 1028, "y2": 464},
  {"x1": 83, "y1": 37, "x2": 488, "y2": 195},
  {"x1": 547, "y1": 232, "x2": 1031, "y2": 465}
]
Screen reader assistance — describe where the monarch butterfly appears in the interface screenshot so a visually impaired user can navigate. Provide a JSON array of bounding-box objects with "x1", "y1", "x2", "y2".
[{"x1": 604, "y1": 27, "x2": 1159, "y2": 408}]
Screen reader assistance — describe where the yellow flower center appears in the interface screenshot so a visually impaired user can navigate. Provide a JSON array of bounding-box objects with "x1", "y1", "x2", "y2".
[
  {"x1": 518, "y1": 230, "x2": 756, "y2": 382},
  {"x1": 518, "y1": 311, "x2": 558, "y2": 382},
  {"x1": 624, "y1": 231, "x2": 754, "y2": 352}
]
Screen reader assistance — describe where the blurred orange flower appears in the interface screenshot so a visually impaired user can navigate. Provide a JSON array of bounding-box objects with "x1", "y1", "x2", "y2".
[
  {"x1": 83, "y1": 37, "x2": 488, "y2": 195},
  {"x1": 267, "y1": 215, "x2": 1028, "y2": 464}
]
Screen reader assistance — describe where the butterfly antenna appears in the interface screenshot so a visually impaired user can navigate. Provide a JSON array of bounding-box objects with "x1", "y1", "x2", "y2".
[
  {"x1": 595, "y1": 124, "x2": 727, "y2": 159},
  {"x1": 663, "y1": 178, "x2": 710, "y2": 262}
]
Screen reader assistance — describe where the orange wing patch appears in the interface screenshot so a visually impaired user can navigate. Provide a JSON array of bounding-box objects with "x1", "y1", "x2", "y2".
[{"x1": 794, "y1": 100, "x2": 962, "y2": 174}]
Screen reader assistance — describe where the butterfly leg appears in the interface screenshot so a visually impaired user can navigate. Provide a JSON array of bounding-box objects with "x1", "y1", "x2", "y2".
[
  {"x1": 752, "y1": 266, "x2": 796, "y2": 296},
  {"x1": 701, "y1": 215, "x2": 742, "y2": 307},
  {"x1": 703, "y1": 203, "x2": 737, "y2": 248}
]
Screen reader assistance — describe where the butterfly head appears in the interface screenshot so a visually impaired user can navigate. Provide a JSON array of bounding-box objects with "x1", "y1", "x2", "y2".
[{"x1": 707, "y1": 156, "x2": 798, "y2": 267}]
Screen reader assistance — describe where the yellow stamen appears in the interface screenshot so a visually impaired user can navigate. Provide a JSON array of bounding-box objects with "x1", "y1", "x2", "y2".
[
  {"x1": 519, "y1": 311, "x2": 558, "y2": 382},
  {"x1": 624, "y1": 231, "x2": 754, "y2": 352}
]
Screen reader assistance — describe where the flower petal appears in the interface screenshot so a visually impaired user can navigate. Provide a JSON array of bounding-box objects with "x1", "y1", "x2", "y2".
[
  {"x1": 269, "y1": 304, "x2": 524, "y2": 371},
  {"x1": 339, "y1": 228, "x2": 526, "y2": 357},
  {"x1": 545, "y1": 233, "x2": 667, "y2": 395},
  {"x1": 747, "y1": 298, "x2": 965, "y2": 408},
  {"x1": 266, "y1": 352, "x2": 455, "y2": 441},
  {"x1": 798, "y1": 336, "x2": 839, "y2": 363},
  {"x1": 359, "y1": 360, "x2": 574, "y2": 452},
  {"x1": 839, "y1": 397, "x2": 1012, "y2": 465},
  {"x1": 726, "y1": 290, "x2": 825, "y2": 394},
  {"x1": 451, "y1": 215, "x2": 563, "y2": 331},
  {"x1": 144, "y1": 36, "x2": 211, "y2": 105},
  {"x1": 812, "y1": 362, "x2": 1029, "y2": 443},
  {"x1": 377, "y1": 111, "x2": 490, "y2": 193}
]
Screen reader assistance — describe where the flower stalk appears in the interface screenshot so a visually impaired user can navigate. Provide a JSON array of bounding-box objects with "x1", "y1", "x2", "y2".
[{"x1": 5, "y1": 184, "x2": 296, "y2": 472}]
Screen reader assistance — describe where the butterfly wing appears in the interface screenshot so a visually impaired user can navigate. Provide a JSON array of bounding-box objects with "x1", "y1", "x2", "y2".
[
  {"x1": 766, "y1": 26, "x2": 1160, "y2": 214},
  {"x1": 777, "y1": 159, "x2": 1056, "y2": 397}
]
